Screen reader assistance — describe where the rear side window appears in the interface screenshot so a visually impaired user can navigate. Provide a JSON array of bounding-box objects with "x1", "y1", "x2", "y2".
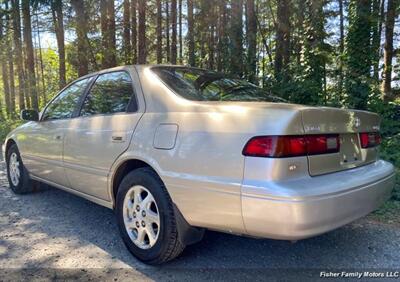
[
  {"x1": 80, "y1": 71, "x2": 135, "y2": 117},
  {"x1": 42, "y1": 77, "x2": 92, "y2": 121}
]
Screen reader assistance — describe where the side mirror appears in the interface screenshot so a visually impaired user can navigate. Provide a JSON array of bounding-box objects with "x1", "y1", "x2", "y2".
[{"x1": 20, "y1": 109, "x2": 39, "y2": 121}]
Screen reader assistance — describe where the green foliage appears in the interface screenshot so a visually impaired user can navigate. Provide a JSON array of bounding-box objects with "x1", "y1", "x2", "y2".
[
  {"x1": 0, "y1": 119, "x2": 23, "y2": 144},
  {"x1": 297, "y1": 0, "x2": 327, "y2": 105},
  {"x1": 369, "y1": 99, "x2": 400, "y2": 204},
  {"x1": 345, "y1": 0, "x2": 373, "y2": 110}
]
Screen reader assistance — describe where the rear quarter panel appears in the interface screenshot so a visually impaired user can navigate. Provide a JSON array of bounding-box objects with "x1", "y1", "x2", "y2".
[{"x1": 113, "y1": 66, "x2": 306, "y2": 234}]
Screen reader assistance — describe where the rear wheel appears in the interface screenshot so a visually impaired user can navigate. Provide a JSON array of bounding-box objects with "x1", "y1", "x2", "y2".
[
  {"x1": 6, "y1": 144, "x2": 35, "y2": 194},
  {"x1": 116, "y1": 168, "x2": 185, "y2": 264}
]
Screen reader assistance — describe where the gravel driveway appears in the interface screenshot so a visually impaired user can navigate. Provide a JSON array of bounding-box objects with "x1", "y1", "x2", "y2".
[{"x1": 0, "y1": 155, "x2": 399, "y2": 281}]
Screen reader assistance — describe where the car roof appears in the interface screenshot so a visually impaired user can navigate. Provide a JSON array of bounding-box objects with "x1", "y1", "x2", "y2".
[{"x1": 77, "y1": 64, "x2": 211, "y2": 80}]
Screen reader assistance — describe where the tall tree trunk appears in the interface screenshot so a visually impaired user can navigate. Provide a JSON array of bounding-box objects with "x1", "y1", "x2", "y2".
[
  {"x1": 178, "y1": 0, "x2": 183, "y2": 63},
  {"x1": 295, "y1": 0, "x2": 304, "y2": 64},
  {"x1": 382, "y1": 0, "x2": 397, "y2": 101},
  {"x1": 100, "y1": 0, "x2": 108, "y2": 63},
  {"x1": 131, "y1": 0, "x2": 137, "y2": 64},
  {"x1": 71, "y1": 0, "x2": 89, "y2": 76},
  {"x1": 217, "y1": 0, "x2": 227, "y2": 72},
  {"x1": 8, "y1": 51, "x2": 16, "y2": 115},
  {"x1": 5, "y1": 1, "x2": 16, "y2": 115},
  {"x1": 208, "y1": 3, "x2": 215, "y2": 69},
  {"x1": 12, "y1": 0, "x2": 26, "y2": 111},
  {"x1": 137, "y1": 0, "x2": 146, "y2": 64},
  {"x1": 0, "y1": 60, "x2": 6, "y2": 119},
  {"x1": 100, "y1": 0, "x2": 116, "y2": 68},
  {"x1": 171, "y1": 0, "x2": 177, "y2": 64},
  {"x1": 51, "y1": 0, "x2": 66, "y2": 89},
  {"x1": 187, "y1": 0, "x2": 195, "y2": 66},
  {"x1": 371, "y1": 0, "x2": 382, "y2": 81},
  {"x1": 345, "y1": 0, "x2": 372, "y2": 109},
  {"x1": 166, "y1": 0, "x2": 170, "y2": 62},
  {"x1": 0, "y1": 14, "x2": 10, "y2": 118},
  {"x1": 230, "y1": 0, "x2": 244, "y2": 76},
  {"x1": 338, "y1": 0, "x2": 344, "y2": 100},
  {"x1": 275, "y1": 0, "x2": 290, "y2": 77},
  {"x1": 246, "y1": 0, "x2": 257, "y2": 83},
  {"x1": 107, "y1": 0, "x2": 116, "y2": 66},
  {"x1": 156, "y1": 0, "x2": 162, "y2": 63},
  {"x1": 36, "y1": 13, "x2": 46, "y2": 104},
  {"x1": 22, "y1": 0, "x2": 39, "y2": 110},
  {"x1": 123, "y1": 0, "x2": 131, "y2": 64}
]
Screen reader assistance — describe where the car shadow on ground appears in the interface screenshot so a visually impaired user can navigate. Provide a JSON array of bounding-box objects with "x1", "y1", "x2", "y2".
[{"x1": 1, "y1": 168, "x2": 399, "y2": 280}]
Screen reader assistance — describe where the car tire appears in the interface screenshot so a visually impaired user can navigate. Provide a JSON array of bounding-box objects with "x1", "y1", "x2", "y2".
[
  {"x1": 6, "y1": 144, "x2": 35, "y2": 194},
  {"x1": 116, "y1": 167, "x2": 185, "y2": 264}
]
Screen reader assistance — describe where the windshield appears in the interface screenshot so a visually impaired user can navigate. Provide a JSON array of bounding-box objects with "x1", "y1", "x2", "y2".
[{"x1": 151, "y1": 66, "x2": 285, "y2": 102}]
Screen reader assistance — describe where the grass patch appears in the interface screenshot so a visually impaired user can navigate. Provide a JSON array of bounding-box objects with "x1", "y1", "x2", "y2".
[
  {"x1": 369, "y1": 196, "x2": 400, "y2": 225},
  {"x1": 369, "y1": 133, "x2": 400, "y2": 225},
  {"x1": 370, "y1": 168, "x2": 400, "y2": 225}
]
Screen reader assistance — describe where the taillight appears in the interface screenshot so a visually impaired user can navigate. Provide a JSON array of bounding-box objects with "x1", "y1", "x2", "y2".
[
  {"x1": 306, "y1": 134, "x2": 340, "y2": 155},
  {"x1": 359, "y1": 132, "x2": 381, "y2": 148},
  {"x1": 242, "y1": 134, "x2": 340, "y2": 158}
]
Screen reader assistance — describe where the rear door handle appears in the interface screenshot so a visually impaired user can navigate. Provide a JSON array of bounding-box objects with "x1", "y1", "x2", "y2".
[
  {"x1": 112, "y1": 135, "x2": 125, "y2": 142},
  {"x1": 55, "y1": 135, "x2": 62, "y2": 140}
]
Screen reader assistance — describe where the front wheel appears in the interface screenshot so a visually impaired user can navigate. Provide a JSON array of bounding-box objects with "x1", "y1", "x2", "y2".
[
  {"x1": 6, "y1": 144, "x2": 35, "y2": 194},
  {"x1": 116, "y1": 168, "x2": 185, "y2": 264}
]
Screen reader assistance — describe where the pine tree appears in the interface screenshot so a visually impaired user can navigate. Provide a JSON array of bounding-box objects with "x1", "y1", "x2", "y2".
[
  {"x1": 51, "y1": 0, "x2": 66, "y2": 89},
  {"x1": 137, "y1": 0, "x2": 146, "y2": 64},
  {"x1": 345, "y1": 0, "x2": 372, "y2": 109},
  {"x1": 275, "y1": 0, "x2": 290, "y2": 78},
  {"x1": 11, "y1": 0, "x2": 26, "y2": 110},
  {"x1": 382, "y1": 0, "x2": 398, "y2": 101},
  {"x1": 187, "y1": 0, "x2": 195, "y2": 66},
  {"x1": 123, "y1": 0, "x2": 132, "y2": 64},
  {"x1": 171, "y1": 0, "x2": 177, "y2": 64},
  {"x1": 156, "y1": 0, "x2": 162, "y2": 63},
  {"x1": 71, "y1": 0, "x2": 89, "y2": 76},
  {"x1": 100, "y1": 0, "x2": 116, "y2": 68},
  {"x1": 216, "y1": 0, "x2": 228, "y2": 72},
  {"x1": 22, "y1": 0, "x2": 38, "y2": 109},
  {"x1": 298, "y1": 0, "x2": 327, "y2": 105},
  {"x1": 246, "y1": 0, "x2": 257, "y2": 83},
  {"x1": 230, "y1": 0, "x2": 244, "y2": 76},
  {"x1": 131, "y1": 0, "x2": 138, "y2": 64},
  {"x1": 0, "y1": 11, "x2": 10, "y2": 117}
]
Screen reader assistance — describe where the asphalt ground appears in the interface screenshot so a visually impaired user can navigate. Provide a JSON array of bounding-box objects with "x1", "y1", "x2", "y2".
[{"x1": 0, "y1": 156, "x2": 399, "y2": 281}]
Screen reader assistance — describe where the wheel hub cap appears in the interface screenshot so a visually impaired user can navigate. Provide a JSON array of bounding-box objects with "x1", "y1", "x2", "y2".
[
  {"x1": 9, "y1": 153, "x2": 21, "y2": 186},
  {"x1": 123, "y1": 185, "x2": 160, "y2": 249}
]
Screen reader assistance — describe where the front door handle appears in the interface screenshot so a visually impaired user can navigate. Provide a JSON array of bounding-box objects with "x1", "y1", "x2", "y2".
[{"x1": 55, "y1": 135, "x2": 62, "y2": 141}]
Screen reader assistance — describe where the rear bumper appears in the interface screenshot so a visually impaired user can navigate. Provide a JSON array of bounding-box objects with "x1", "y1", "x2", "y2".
[{"x1": 241, "y1": 160, "x2": 395, "y2": 240}]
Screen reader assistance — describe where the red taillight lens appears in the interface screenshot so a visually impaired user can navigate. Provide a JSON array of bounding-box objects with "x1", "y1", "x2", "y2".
[
  {"x1": 242, "y1": 134, "x2": 339, "y2": 158},
  {"x1": 359, "y1": 132, "x2": 381, "y2": 148},
  {"x1": 241, "y1": 136, "x2": 306, "y2": 158},
  {"x1": 306, "y1": 135, "x2": 340, "y2": 155}
]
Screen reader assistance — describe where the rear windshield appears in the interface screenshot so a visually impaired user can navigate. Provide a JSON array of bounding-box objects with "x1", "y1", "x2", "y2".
[{"x1": 151, "y1": 66, "x2": 284, "y2": 102}]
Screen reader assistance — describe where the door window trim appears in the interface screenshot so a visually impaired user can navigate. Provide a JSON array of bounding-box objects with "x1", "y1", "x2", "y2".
[
  {"x1": 40, "y1": 75, "x2": 96, "y2": 122},
  {"x1": 76, "y1": 70, "x2": 139, "y2": 118}
]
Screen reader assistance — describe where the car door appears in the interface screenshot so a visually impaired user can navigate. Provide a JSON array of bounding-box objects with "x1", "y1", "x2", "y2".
[
  {"x1": 20, "y1": 77, "x2": 93, "y2": 187},
  {"x1": 63, "y1": 70, "x2": 144, "y2": 201}
]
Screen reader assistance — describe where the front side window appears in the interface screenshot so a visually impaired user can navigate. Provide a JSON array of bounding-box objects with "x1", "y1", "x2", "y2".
[
  {"x1": 151, "y1": 66, "x2": 285, "y2": 102},
  {"x1": 42, "y1": 77, "x2": 92, "y2": 121},
  {"x1": 80, "y1": 71, "x2": 135, "y2": 117}
]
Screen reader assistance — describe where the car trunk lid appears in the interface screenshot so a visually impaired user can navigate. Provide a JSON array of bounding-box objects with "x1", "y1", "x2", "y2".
[{"x1": 301, "y1": 107, "x2": 380, "y2": 176}]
